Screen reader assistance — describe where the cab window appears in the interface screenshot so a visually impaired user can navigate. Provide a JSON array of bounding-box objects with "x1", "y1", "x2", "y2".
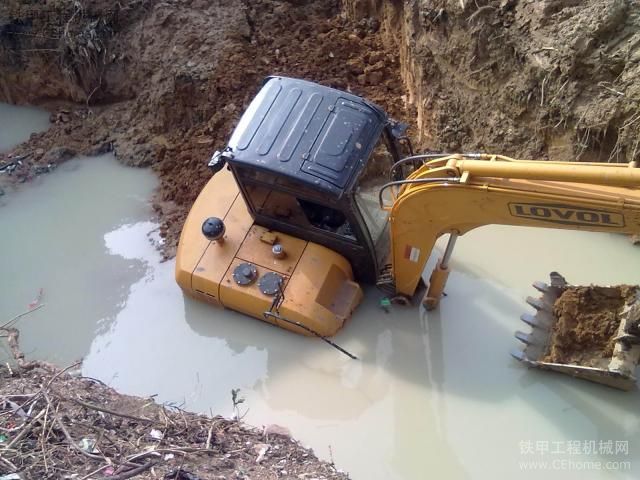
[
  {"x1": 354, "y1": 136, "x2": 392, "y2": 242},
  {"x1": 245, "y1": 183, "x2": 356, "y2": 241}
]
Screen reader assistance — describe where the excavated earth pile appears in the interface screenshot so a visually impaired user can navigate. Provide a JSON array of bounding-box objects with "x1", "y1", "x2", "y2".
[{"x1": 543, "y1": 285, "x2": 639, "y2": 367}]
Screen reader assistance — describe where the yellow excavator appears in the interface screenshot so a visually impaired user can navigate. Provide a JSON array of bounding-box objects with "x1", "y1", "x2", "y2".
[{"x1": 176, "y1": 76, "x2": 640, "y2": 388}]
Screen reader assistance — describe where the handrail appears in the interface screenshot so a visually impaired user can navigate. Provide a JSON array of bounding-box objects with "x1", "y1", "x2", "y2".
[
  {"x1": 378, "y1": 177, "x2": 461, "y2": 209},
  {"x1": 388, "y1": 153, "x2": 457, "y2": 181}
]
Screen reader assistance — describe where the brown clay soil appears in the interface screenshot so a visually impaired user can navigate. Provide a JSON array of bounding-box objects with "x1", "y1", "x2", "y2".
[
  {"x1": 543, "y1": 285, "x2": 639, "y2": 366},
  {"x1": 0, "y1": 0, "x2": 408, "y2": 257},
  {"x1": 0, "y1": 361, "x2": 348, "y2": 480}
]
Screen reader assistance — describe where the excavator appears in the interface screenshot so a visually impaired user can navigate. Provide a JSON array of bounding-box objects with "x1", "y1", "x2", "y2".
[{"x1": 175, "y1": 76, "x2": 640, "y2": 389}]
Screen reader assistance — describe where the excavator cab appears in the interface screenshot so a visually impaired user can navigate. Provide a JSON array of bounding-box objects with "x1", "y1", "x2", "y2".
[
  {"x1": 175, "y1": 77, "x2": 406, "y2": 338},
  {"x1": 220, "y1": 76, "x2": 402, "y2": 282}
]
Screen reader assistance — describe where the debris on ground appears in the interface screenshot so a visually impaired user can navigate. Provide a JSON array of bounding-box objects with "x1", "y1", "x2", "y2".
[{"x1": 0, "y1": 363, "x2": 348, "y2": 480}]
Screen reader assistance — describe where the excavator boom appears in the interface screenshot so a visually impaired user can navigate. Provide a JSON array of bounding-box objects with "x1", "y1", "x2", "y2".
[{"x1": 386, "y1": 154, "x2": 640, "y2": 300}]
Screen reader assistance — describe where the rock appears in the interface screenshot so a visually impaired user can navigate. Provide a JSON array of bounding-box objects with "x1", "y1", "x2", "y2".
[
  {"x1": 42, "y1": 147, "x2": 76, "y2": 164},
  {"x1": 262, "y1": 424, "x2": 291, "y2": 438},
  {"x1": 253, "y1": 443, "x2": 270, "y2": 463}
]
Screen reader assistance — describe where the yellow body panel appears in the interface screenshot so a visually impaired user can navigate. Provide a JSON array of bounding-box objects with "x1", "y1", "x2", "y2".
[
  {"x1": 192, "y1": 198, "x2": 253, "y2": 304},
  {"x1": 175, "y1": 168, "x2": 364, "y2": 337},
  {"x1": 175, "y1": 167, "x2": 240, "y2": 298},
  {"x1": 278, "y1": 243, "x2": 363, "y2": 336},
  {"x1": 235, "y1": 225, "x2": 306, "y2": 276},
  {"x1": 218, "y1": 258, "x2": 290, "y2": 319}
]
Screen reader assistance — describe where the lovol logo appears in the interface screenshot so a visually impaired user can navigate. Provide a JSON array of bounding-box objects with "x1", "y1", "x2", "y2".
[{"x1": 509, "y1": 203, "x2": 625, "y2": 227}]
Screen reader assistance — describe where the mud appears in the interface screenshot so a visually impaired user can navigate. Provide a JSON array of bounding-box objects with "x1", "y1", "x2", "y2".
[
  {"x1": 353, "y1": 0, "x2": 640, "y2": 161},
  {"x1": 0, "y1": 362, "x2": 348, "y2": 480},
  {"x1": 3, "y1": 0, "x2": 639, "y2": 256},
  {"x1": 543, "y1": 285, "x2": 639, "y2": 366},
  {"x1": 0, "y1": 0, "x2": 407, "y2": 257}
]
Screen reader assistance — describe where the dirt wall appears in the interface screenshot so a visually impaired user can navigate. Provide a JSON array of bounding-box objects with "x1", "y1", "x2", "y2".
[{"x1": 346, "y1": 0, "x2": 640, "y2": 162}]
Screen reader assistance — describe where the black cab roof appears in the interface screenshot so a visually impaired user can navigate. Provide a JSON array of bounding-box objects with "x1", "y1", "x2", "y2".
[{"x1": 226, "y1": 76, "x2": 388, "y2": 197}]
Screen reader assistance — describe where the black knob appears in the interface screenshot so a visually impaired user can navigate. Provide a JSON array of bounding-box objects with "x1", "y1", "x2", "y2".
[{"x1": 202, "y1": 217, "x2": 225, "y2": 241}]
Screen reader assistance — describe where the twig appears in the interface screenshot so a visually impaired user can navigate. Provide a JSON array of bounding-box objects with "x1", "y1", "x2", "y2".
[
  {"x1": 205, "y1": 421, "x2": 214, "y2": 450},
  {"x1": 44, "y1": 393, "x2": 104, "y2": 461},
  {"x1": 103, "y1": 460, "x2": 158, "y2": 480},
  {"x1": 0, "y1": 456, "x2": 17, "y2": 472},
  {"x1": 467, "y1": 5, "x2": 495, "y2": 23},
  {"x1": 3, "y1": 408, "x2": 46, "y2": 450},
  {"x1": 71, "y1": 396, "x2": 153, "y2": 424},
  {"x1": 86, "y1": 75, "x2": 103, "y2": 109},
  {"x1": 41, "y1": 401, "x2": 51, "y2": 473},
  {"x1": 598, "y1": 82, "x2": 624, "y2": 97},
  {"x1": 42, "y1": 361, "x2": 82, "y2": 392},
  {"x1": 79, "y1": 464, "x2": 111, "y2": 480},
  {"x1": 126, "y1": 450, "x2": 161, "y2": 464},
  {"x1": 1, "y1": 304, "x2": 45, "y2": 330}
]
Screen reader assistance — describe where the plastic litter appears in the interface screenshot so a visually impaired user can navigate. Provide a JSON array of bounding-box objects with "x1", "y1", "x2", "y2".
[{"x1": 77, "y1": 438, "x2": 98, "y2": 453}]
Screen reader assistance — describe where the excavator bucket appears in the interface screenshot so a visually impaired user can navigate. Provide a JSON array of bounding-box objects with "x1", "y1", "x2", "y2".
[{"x1": 511, "y1": 273, "x2": 640, "y2": 391}]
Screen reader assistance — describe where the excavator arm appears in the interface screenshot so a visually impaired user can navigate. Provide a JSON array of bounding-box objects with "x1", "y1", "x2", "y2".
[{"x1": 383, "y1": 154, "x2": 640, "y2": 305}]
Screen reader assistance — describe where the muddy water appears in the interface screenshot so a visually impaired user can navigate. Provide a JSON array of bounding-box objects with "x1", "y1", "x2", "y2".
[
  {"x1": 0, "y1": 103, "x2": 50, "y2": 151},
  {"x1": 0, "y1": 155, "x2": 158, "y2": 364},
  {"x1": 2, "y1": 107, "x2": 639, "y2": 480}
]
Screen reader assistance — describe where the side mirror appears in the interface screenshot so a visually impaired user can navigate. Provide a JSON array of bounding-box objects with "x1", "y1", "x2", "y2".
[{"x1": 208, "y1": 149, "x2": 234, "y2": 175}]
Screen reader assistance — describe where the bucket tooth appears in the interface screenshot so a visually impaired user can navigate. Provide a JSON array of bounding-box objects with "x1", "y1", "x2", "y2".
[
  {"x1": 526, "y1": 296, "x2": 552, "y2": 312},
  {"x1": 532, "y1": 281, "x2": 549, "y2": 293},
  {"x1": 520, "y1": 313, "x2": 551, "y2": 330},
  {"x1": 510, "y1": 349, "x2": 538, "y2": 366},
  {"x1": 520, "y1": 313, "x2": 536, "y2": 327},
  {"x1": 515, "y1": 331, "x2": 534, "y2": 345},
  {"x1": 510, "y1": 349, "x2": 526, "y2": 361}
]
